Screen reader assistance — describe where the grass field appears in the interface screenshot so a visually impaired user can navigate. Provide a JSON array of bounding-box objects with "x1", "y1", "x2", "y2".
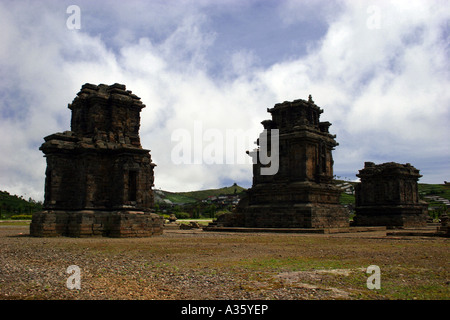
[{"x1": 0, "y1": 225, "x2": 448, "y2": 300}]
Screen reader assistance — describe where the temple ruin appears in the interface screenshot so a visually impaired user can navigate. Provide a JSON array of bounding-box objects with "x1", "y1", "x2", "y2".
[
  {"x1": 30, "y1": 83, "x2": 163, "y2": 237},
  {"x1": 207, "y1": 96, "x2": 349, "y2": 230},
  {"x1": 354, "y1": 162, "x2": 428, "y2": 228}
]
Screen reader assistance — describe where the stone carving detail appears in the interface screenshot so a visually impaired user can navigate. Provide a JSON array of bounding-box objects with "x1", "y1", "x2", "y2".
[
  {"x1": 210, "y1": 97, "x2": 349, "y2": 229},
  {"x1": 30, "y1": 83, "x2": 163, "y2": 237},
  {"x1": 354, "y1": 162, "x2": 428, "y2": 228}
]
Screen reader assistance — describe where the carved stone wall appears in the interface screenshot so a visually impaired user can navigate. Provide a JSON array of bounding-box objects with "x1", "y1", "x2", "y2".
[
  {"x1": 354, "y1": 162, "x2": 428, "y2": 228},
  {"x1": 30, "y1": 83, "x2": 163, "y2": 237}
]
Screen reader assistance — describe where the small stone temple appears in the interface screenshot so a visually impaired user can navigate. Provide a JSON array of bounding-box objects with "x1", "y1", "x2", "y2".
[
  {"x1": 354, "y1": 162, "x2": 428, "y2": 228},
  {"x1": 30, "y1": 83, "x2": 163, "y2": 237},
  {"x1": 208, "y1": 96, "x2": 349, "y2": 229}
]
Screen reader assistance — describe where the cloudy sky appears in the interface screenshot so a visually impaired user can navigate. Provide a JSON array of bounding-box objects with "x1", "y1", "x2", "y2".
[{"x1": 0, "y1": 0, "x2": 449, "y2": 200}]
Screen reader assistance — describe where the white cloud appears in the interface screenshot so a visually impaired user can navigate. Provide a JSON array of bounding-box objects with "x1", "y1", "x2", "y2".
[{"x1": 0, "y1": 0, "x2": 448, "y2": 200}]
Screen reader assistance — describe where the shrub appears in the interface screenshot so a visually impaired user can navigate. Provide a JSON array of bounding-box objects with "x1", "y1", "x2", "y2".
[
  {"x1": 10, "y1": 214, "x2": 32, "y2": 220},
  {"x1": 175, "y1": 211, "x2": 190, "y2": 219}
]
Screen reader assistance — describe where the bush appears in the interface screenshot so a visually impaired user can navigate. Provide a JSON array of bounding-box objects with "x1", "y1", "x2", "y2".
[
  {"x1": 10, "y1": 214, "x2": 32, "y2": 220},
  {"x1": 175, "y1": 211, "x2": 190, "y2": 219},
  {"x1": 215, "y1": 210, "x2": 230, "y2": 217}
]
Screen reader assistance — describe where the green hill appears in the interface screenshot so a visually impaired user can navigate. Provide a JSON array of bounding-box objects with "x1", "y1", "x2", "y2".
[
  {"x1": 159, "y1": 183, "x2": 246, "y2": 204},
  {"x1": 177, "y1": 184, "x2": 246, "y2": 200},
  {"x1": 159, "y1": 192, "x2": 198, "y2": 204},
  {"x1": 419, "y1": 183, "x2": 450, "y2": 200},
  {"x1": 0, "y1": 191, "x2": 43, "y2": 219}
]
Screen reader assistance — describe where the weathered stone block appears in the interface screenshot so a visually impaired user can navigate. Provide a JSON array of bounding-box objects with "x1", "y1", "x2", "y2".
[
  {"x1": 354, "y1": 162, "x2": 428, "y2": 228},
  {"x1": 30, "y1": 210, "x2": 163, "y2": 237}
]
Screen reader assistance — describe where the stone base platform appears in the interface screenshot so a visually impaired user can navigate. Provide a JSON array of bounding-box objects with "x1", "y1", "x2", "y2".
[
  {"x1": 354, "y1": 205, "x2": 428, "y2": 228},
  {"x1": 218, "y1": 181, "x2": 350, "y2": 229},
  {"x1": 208, "y1": 203, "x2": 349, "y2": 229},
  {"x1": 30, "y1": 210, "x2": 163, "y2": 237}
]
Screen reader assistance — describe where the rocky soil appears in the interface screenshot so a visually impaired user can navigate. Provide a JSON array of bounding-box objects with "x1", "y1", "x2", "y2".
[{"x1": 0, "y1": 224, "x2": 448, "y2": 300}]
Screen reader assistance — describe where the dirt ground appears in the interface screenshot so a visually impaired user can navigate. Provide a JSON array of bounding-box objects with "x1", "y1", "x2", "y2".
[{"x1": 0, "y1": 224, "x2": 448, "y2": 300}]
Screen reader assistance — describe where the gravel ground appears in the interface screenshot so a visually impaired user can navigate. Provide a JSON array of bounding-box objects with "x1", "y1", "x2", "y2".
[{"x1": 0, "y1": 224, "x2": 448, "y2": 300}]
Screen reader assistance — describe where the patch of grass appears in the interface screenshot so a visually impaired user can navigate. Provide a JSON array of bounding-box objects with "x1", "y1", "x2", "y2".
[
  {"x1": 339, "y1": 193, "x2": 355, "y2": 205},
  {"x1": 177, "y1": 219, "x2": 212, "y2": 226},
  {"x1": 234, "y1": 240, "x2": 450, "y2": 300},
  {"x1": 238, "y1": 256, "x2": 359, "y2": 273},
  {"x1": 163, "y1": 193, "x2": 197, "y2": 204}
]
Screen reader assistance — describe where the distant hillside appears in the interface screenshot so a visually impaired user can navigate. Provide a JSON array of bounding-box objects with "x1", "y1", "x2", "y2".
[
  {"x1": 177, "y1": 184, "x2": 246, "y2": 200},
  {"x1": 156, "y1": 183, "x2": 246, "y2": 204},
  {"x1": 332, "y1": 180, "x2": 450, "y2": 208},
  {"x1": 0, "y1": 191, "x2": 43, "y2": 218},
  {"x1": 156, "y1": 181, "x2": 450, "y2": 207},
  {"x1": 419, "y1": 183, "x2": 450, "y2": 200},
  {"x1": 155, "y1": 191, "x2": 197, "y2": 205}
]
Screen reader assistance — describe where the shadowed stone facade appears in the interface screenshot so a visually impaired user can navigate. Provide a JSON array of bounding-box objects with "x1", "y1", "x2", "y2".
[
  {"x1": 354, "y1": 162, "x2": 428, "y2": 228},
  {"x1": 209, "y1": 96, "x2": 349, "y2": 229},
  {"x1": 30, "y1": 83, "x2": 163, "y2": 237}
]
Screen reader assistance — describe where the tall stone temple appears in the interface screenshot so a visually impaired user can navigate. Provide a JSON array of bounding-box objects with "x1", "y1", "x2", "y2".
[
  {"x1": 208, "y1": 96, "x2": 349, "y2": 229},
  {"x1": 30, "y1": 83, "x2": 163, "y2": 237}
]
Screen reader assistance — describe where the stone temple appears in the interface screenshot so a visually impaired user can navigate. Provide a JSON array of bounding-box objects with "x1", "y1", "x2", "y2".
[
  {"x1": 30, "y1": 83, "x2": 163, "y2": 237},
  {"x1": 208, "y1": 96, "x2": 349, "y2": 229},
  {"x1": 354, "y1": 162, "x2": 428, "y2": 228}
]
